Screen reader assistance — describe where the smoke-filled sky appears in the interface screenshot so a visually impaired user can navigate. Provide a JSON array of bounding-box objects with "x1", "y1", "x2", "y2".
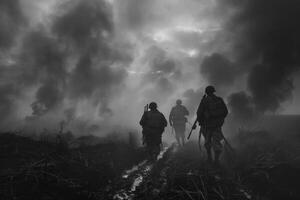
[{"x1": 0, "y1": 0, "x2": 300, "y2": 134}]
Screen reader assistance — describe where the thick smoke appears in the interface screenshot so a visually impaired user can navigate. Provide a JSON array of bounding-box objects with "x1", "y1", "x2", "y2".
[
  {"x1": 200, "y1": 53, "x2": 237, "y2": 89},
  {"x1": 0, "y1": 0, "x2": 24, "y2": 49},
  {"x1": 18, "y1": 31, "x2": 66, "y2": 116},
  {"x1": 32, "y1": 80, "x2": 64, "y2": 116},
  {"x1": 0, "y1": 0, "x2": 25, "y2": 127},
  {"x1": 0, "y1": 0, "x2": 132, "y2": 133},
  {"x1": 0, "y1": 84, "x2": 17, "y2": 123},
  {"x1": 225, "y1": 0, "x2": 300, "y2": 114},
  {"x1": 227, "y1": 91, "x2": 256, "y2": 121},
  {"x1": 52, "y1": 0, "x2": 113, "y2": 49},
  {"x1": 53, "y1": 0, "x2": 128, "y2": 117},
  {"x1": 0, "y1": 0, "x2": 300, "y2": 135},
  {"x1": 248, "y1": 64, "x2": 295, "y2": 113}
]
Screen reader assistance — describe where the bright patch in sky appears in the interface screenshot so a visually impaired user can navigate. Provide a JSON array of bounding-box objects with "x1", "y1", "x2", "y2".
[{"x1": 153, "y1": 30, "x2": 172, "y2": 42}]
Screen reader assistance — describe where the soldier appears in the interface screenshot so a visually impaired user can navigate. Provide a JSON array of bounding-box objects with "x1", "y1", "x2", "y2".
[
  {"x1": 169, "y1": 99, "x2": 189, "y2": 146},
  {"x1": 193, "y1": 86, "x2": 228, "y2": 165},
  {"x1": 140, "y1": 102, "x2": 168, "y2": 161}
]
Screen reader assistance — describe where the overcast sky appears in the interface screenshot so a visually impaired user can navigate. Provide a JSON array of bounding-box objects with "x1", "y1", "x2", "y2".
[{"x1": 0, "y1": 0, "x2": 299, "y2": 134}]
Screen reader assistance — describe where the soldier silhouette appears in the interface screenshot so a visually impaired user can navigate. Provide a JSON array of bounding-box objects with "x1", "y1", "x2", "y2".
[
  {"x1": 140, "y1": 102, "x2": 167, "y2": 161},
  {"x1": 193, "y1": 86, "x2": 228, "y2": 165},
  {"x1": 169, "y1": 99, "x2": 189, "y2": 146}
]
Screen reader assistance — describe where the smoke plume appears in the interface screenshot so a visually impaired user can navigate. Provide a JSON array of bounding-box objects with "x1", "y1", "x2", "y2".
[
  {"x1": 0, "y1": 0, "x2": 300, "y2": 135},
  {"x1": 224, "y1": 0, "x2": 300, "y2": 114}
]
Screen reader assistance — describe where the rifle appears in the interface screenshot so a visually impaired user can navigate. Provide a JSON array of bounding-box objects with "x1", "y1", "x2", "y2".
[
  {"x1": 222, "y1": 134, "x2": 235, "y2": 153},
  {"x1": 142, "y1": 104, "x2": 148, "y2": 145},
  {"x1": 188, "y1": 94, "x2": 206, "y2": 140},
  {"x1": 170, "y1": 126, "x2": 174, "y2": 135},
  {"x1": 187, "y1": 119, "x2": 198, "y2": 140},
  {"x1": 144, "y1": 104, "x2": 149, "y2": 112}
]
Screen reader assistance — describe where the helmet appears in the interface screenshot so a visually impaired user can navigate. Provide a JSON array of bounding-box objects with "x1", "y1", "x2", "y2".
[
  {"x1": 176, "y1": 99, "x2": 182, "y2": 105},
  {"x1": 149, "y1": 102, "x2": 157, "y2": 110},
  {"x1": 205, "y1": 85, "x2": 216, "y2": 94}
]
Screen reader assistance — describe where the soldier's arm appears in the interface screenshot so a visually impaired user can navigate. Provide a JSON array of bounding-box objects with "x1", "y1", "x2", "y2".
[
  {"x1": 162, "y1": 113, "x2": 168, "y2": 127},
  {"x1": 196, "y1": 99, "x2": 206, "y2": 124},
  {"x1": 139, "y1": 113, "x2": 147, "y2": 127},
  {"x1": 221, "y1": 98, "x2": 229, "y2": 117},
  {"x1": 196, "y1": 101, "x2": 203, "y2": 121},
  {"x1": 169, "y1": 108, "x2": 174, "y2": 125},
  {"x1": 184, "y1": 106, "x2": 189, "y2": 116}
]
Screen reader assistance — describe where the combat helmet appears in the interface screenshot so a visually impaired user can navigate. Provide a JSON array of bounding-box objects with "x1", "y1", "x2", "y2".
[
  {"x1": 205, "y1": 85, "x2": 216, "y2": 95},
  {"x1": 176, "y1": 99, "x2": 182, "y2": 105},
  {"x1": 149, "y1": 102, "x2": 157, "y2": 110}
]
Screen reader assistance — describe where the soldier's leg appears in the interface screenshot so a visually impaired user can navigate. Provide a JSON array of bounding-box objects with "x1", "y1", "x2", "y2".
[
  {"x1": 154, "y1": 144, "x2": 160, "y2": 158},
  {"x1": 146, "y1": 137, "x2": 155, "y2": 160},
  {"x1": 203, "y1": 128, "x2": 213, "y2": 163},
  {"x1": 174, "y1": 126, "x2": 181, "y2": 146},
  {"x1": 181, "y1": 125, "x2": 186, "y2": 146},
  {"x1": 181, "y1": 132, "x2": 185, "y2": 146},
  {"x1": 211, "y1": 127, "x2": 223, "y2": 164}
]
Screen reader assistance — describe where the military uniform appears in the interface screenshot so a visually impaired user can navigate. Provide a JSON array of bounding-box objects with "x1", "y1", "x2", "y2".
[
  {"x1": 140, "y1": 108, "x2": 167, "y2": 159},
  {"x1": 169, "y1": 104, "x2": 189, "y2": 146},
  {"x1": 196, "y1": 93, "x2": 228, "y2": 163}
]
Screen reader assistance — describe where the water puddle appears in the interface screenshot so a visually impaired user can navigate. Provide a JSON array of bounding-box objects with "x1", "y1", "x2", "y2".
[{"x1": 113, "y1": 146, "x2": 170, "y2": 200}]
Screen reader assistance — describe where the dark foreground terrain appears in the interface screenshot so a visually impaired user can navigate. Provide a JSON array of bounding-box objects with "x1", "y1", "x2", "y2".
[{"x1": 0, "y1": 130, "x2": 299, "y2": 200}]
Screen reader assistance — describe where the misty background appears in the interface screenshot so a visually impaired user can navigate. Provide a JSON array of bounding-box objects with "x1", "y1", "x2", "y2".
[{"x1": 0, "y1": 0, "x2": 300, "y2": 137}]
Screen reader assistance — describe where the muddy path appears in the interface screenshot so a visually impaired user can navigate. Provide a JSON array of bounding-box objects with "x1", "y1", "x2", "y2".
[
  {"x1": 107, "y1": 143, "x2": 252, "y2": 200},
  {"x1": 106, "y1": 134, "x2": 300, "y2": 200},
  {"x1": 109, "y1": 144, "x2": 176, "y2": 200}
]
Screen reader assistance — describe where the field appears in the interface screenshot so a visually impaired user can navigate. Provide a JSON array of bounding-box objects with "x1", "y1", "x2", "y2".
[{"x1": 0, "y1": 129, "x2": 299, "y2": 200}]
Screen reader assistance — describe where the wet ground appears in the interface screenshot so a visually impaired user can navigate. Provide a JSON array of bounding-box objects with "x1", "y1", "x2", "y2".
[
  {"x1": 107, "y1": 136, "x2": 300, "y2": 200},
  {"x1": 107, "y1": 143, "x2": 252, "y2": 200},
  {"x1": 1, "y1": 131, "x2": 299, "y2": 200}
]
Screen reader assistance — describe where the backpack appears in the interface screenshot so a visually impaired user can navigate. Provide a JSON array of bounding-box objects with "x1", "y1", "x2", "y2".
[
  {"x1": 170, "y1": 105, "x2": 188, "y2": 123},
  {"x1": 145, "y1": 111, "x2": 167, "y2": 129},
  {"x1": 206, "y1": 96, "x2": 228, "y2": 119}
]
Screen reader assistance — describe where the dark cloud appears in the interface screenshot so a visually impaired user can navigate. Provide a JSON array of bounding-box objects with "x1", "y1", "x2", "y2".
[
  {"x1": 145, "y1": 46, "x2": 176, "y2": 74},
  {"x1": 17, "y1": 30, "x2": 67, "y2": 117},
  {"x1": 31, "y1": 80, "x2": 63, "y2": 116},
  {"x1": 64, "y1": 108, "x2": 75, "y2": 123},
  {"x1": 0, "y1": 84, "x2": 17, "y2": 122},
  {"x1": 142, "y1": 46, "x2": 181, "y2": 90},
  {"x1": 20, "y1": 31, "x2": 66, "y2": 85},
  {"x1": 0, "y1": 0, "x2": 25, "y2": 49},
  {"x1": 68, "y1": 51, "x2": 127, "y2": 100},
  {"x1": 227, "y1": 91, "x2": 256, "y2": 121},
  {"x1": 224, "y1": 0, "x2": 300, "y2": 112},
  {"x1": 116, "y1": 0, "x2": 158, "y2": 30},
  {"x1": 248, "y1": 64, "x2": 295, "y2": 112},
  {"x1": 0, "y1": 0, "x2": 25, "y2": 123},
  {"x1": 52, "y1": 0, "x2": 113, "y2": 48},
  {"x1": 22, "y1": 0, "x2": 128, "y2": 119},
  {"x1": 200, "y1": 53, "x2": 237, "y2": 88},
  {"x1": 53, "y1": 0, "x2": 128, "y2": 110},
  {"x1": 1, "y1": 0, "x2": 300, "y2": 132}
]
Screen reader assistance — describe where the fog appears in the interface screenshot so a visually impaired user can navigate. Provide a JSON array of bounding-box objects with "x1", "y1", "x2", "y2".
[{"x1": 0, "y1": 0, "x2": 300, "y2": 136}]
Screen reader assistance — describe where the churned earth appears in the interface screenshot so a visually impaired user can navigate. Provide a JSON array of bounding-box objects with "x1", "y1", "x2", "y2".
[
  {"x1": 110, "y1": 130, "x2": 300, "y2": 200},
  {"x1": 0, "y1": 130, "x2": 299, "y2": 200}
]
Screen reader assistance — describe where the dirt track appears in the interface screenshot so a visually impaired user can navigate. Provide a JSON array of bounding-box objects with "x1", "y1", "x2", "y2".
[
  {"x1": 109, "y1": 143, "x2": 253, "y2": 200},
  {"x1": 108, "y1": 134, "x2": 300, "y2": 200},
  {"x1": 1, "y1": 132, "x2": 299, "y2": 200}
]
